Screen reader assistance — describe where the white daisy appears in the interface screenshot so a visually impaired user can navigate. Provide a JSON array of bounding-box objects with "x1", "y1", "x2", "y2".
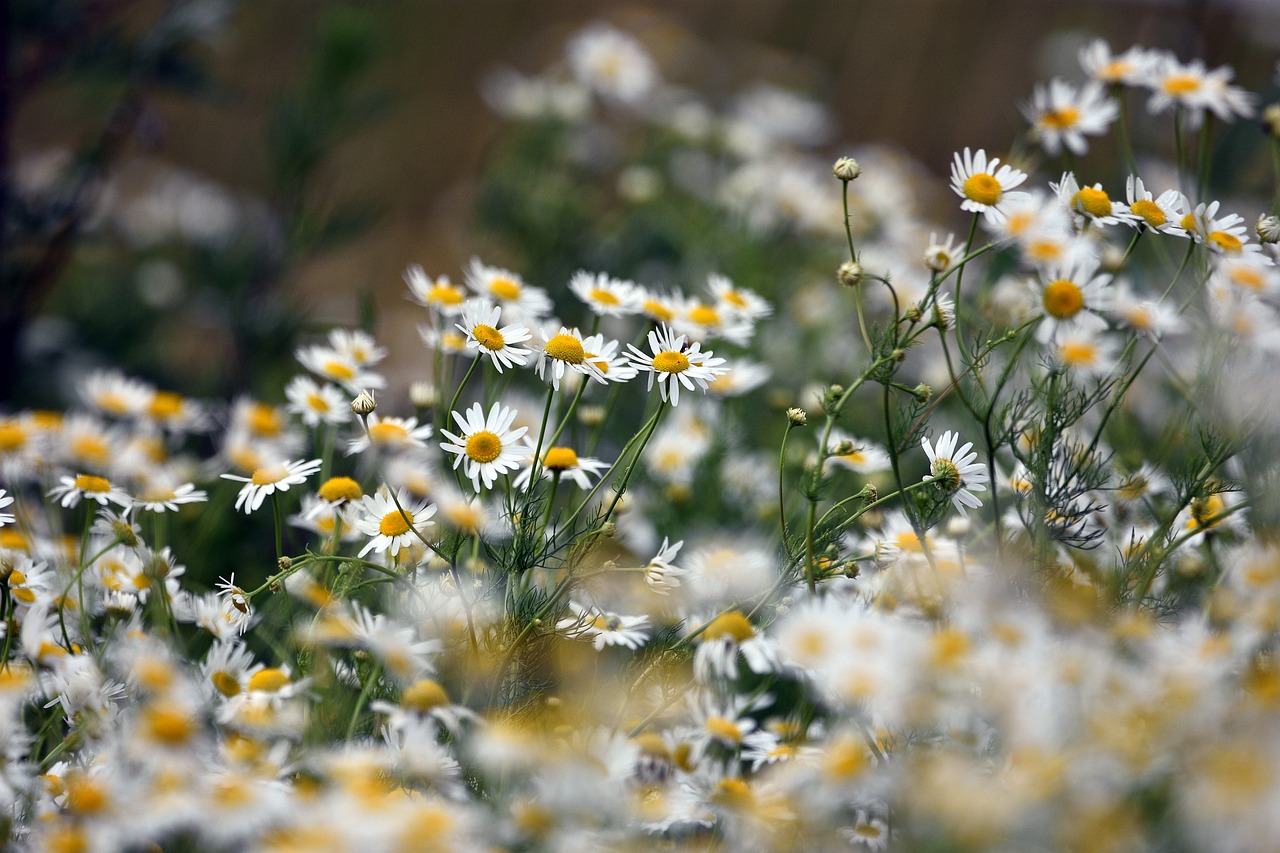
[
  {"x1": 566, "y1": 23, "x2": 657, "y2": 104},
  {"x1": 1144, "y1": 54, "x2": 1256, "y2": 129},
  {"x1": 949, "y1": 147, "x2": 1030, "y2": 224},
  {"x1": 328, "y1": 328, "x2": 386, "y2": 367},
  {"x1": 1051, "y1": 172, "x2": 1137, "y2": 228},
  {"x1": 284, "y1": 375, "x2": 351, "y2": 427},
  {"x1": 581, "y1": 331, "x2": 638, "y2": 383},
  {"x1": 79, "y1": 370, "x2": 153, "y2": 419},
  {"x1": 556, "y1": 601, "x2": 650, "y2": 651},
  {"x1": 295, "y1": 344, "x2": 385, "y2": 393},
  {"x1": 438, "y1": 402, "x2": 530, "y2": 491},
  {"x1": 707, "y1": 273, "x2": 772, "y2": 321},
  {"x1": 1032, "y1": 253, "x2": 1114, "y2": 343},
  {"x1": 569, "y1": 270, "x2": 643, "y2": 317},
  {"x1": 827, "y1": 429, "x2": 892, "y2": 474},
  {"x1": 922, "y1": 430, "x2": 988, "y2": 518},
  {"x1": 1022, "y1": 78, "x2": 1117, "y2": 156},
  {"x1": 535, "y1": 325, "x2": 606, "y2": 390},
  {"x1": 220, "y1": 458, "x2": 322, "y2": 514},
  {"x1": 625, "y1": 324, "x2": 728, "y2": 406},
  {"x1": 354, "y1": 486, "x2": 437, "y2": 559},
  {"x1": 513, "y1": 444, "x2": 609, "y2": 491},
  {"x1": 1079, "y1": 40, "x2": 1160, "y2": 87},
  {"x1": 346, "y1": 414, "x2": 434, "y2": 456},
  {"x1": 455, "y1": 300, "x2": 531, "y2": 373},
  {"x1": 645, "y1": 536, "x2": 687, "y2": 594},
  {"x1": 1124, "y1": 176, "x2": 1188, "y2": 236},
  {"x1": 1053, "y1": 328, "x2": 1121, "y2": 379},
  {"x1": 132, "y1": 480, "x2": 208, "y2": 513},
  {"x1": 405, "y1": 265, "x2": 468, "y2": 315},
  {"x1": 47, "y1": 474, "x2": 132, "y2": 509},
  {"x1": 464, "y1": 257, "x2": 552, "y2": 322},
  {"x1": 0, "y1": 488, "x2": 14, "y2": 527}
]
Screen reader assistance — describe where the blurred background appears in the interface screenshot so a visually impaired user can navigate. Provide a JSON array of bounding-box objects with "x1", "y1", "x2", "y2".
[{"x1": 8, "y1": 0, "x2": 1280, "y2": 409}]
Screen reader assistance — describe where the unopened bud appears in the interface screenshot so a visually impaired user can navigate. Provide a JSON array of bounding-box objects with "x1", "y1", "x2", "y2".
[
  {"x1": 905, "y1": 305, "x2": 923, "y2": 323},
  {"x1": 838, "y1": 260, "x2": 864, "y2": 288},
  {"x1": 1257, "y1": 213, "x2": 1280, "y2": 245},
  {"x1": 860, "y1": 483, "x2": 879, "y2": 503},
  {"x1": 351, "y1": 389, "x2": 377, "y2": 416},
  {"x1": 912, "y1": 383, "x2": 933, "y2": 403},
  {"x1": 822, "y1": 385, "x2": 844, "y2": 414},
  {"x1": 599, "y1": 521, "x2": 616, "y2": 538},
  {"x1": 786, "y1": 407, "x2": 808, "y2": 427},
  {"x1": 278, "y1": 556, "x2": 292, "y2": 570},
  {"x1": 1263, "y1": 103, "x2": 1280, "y2": 140},
  {"x1": 833, "y1": 156, "x2": 862, "y2": 181},
  {"x1": 409, "y1": 382, "x2": 436, "y2": 409},
  {"x1": 892, "y1": 348, "x2": 906, "y2": 363},
  {"x1": 578, "y1": 404, "x2": 606, "y2": 427}
]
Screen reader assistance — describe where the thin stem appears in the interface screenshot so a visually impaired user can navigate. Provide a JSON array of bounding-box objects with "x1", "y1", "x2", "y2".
[{"x1": 446, "y1": 356, "x2": 482, "y2": 419}]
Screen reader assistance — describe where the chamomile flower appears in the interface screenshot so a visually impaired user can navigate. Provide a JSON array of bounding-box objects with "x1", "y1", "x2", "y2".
[
  {"x1": 534, "y1": 325, "x2": 603, "y2": 390},
  {"x1": 1111, "y1": 282, "x2": 1186, "y2": 339},
  {"x1": 922, "y1": 430, "x2": 988, "y2": 518},
  {"x1": 464, "y1": 257, "x2": 552, "y2": 322},
  {"x1": 1210, "y1": 253, "x2": 1280, "y2": 298},
  {"x1": 1079, "y1": 40, "x2": 1159, "y2": 87},
  {"x1": 1053, "y1": 328, "x2": 1121, "y2": 379},
  {"x1": 48, "y1": 474, "x2": 132, "y2": 509},
  {"x1": 1185, "y1": 200, "x2": 1265, "y2": 257},
  {"x1": 1144, "y1": 55, "x2": 1256, "y2": 128},
  {"x1": 220, "y1": 458, "x2": 321, "y2": 514},
  {"x1": 581, "y1": 332, "x2": 639, "y2": 383},
  {"x1": 645, "y1": 536, "x2": 687, "y2": 594},
  {"x1": 80, "y1": 370, "x2": 153, "y2": 419},
  {"x1": 354, "y1": 486, "x2": 436, "y2": 559},
  {"x1": 438, "y1": 402, "x2": 530, "y2": 491},
  {"x1": 405, "y1": 265, "x2": 468, "y2": 315},
  {"x1": 328, "y1": 328, "x2": 387, "y2": 367},
  {"x1": 557, "y1": 601, "x2": 650, "y2": 651},
  {"x1": 637, "y1": 286, "x2": 684, "y2": 325},
  {"x1": 132, "y1": 480, "x2": 208, "y2": 513},
  {"x1": 626, "y1": 324, "x2": 728, "y2": 406},
  {"x1": 455, "y1": 299, "x2": 531, "y2": 373},
  {"x1": 1022, "y1": 79, "x2": 1117, "y2": 156},
  {"x1": 949, "y1": 147, "x2": 1029, "y2": 224},
  {"x1": 569, "y1": 270, "x2": 643, "y2": 317},
  {"x1": 1124, "y1": 176, "x2": 1187, "y2": 235},
  {"x1": 1032, "y1": 254, "x2": 1114, "y2": 343},
  {"x1": 567, "y1": 23, "x2": 657, "y2": 104},
  {"x1": 513, "y1": 445, "x2": 609, "y2": 491},
  {"x1": 0, "y1": 488, "x2": 14, "y2": 527},
  {"x1": 295, "y1": 344, "x2": 385, "y2": 393},
  {"x1": 215, "y1": 574, "x2": 254, "y2": 635},
  {"x1": 346, "y1": 414, "x2": 434, "y2": 456},
  {"x1": 419, "y1": 323, "x2": 473, "y2": 357},
  {"x1": 1052, "y1": 172, "x2": 1136, "y2": 228},
  {"x1": 828, "y1": 430, "x2": 892, "y2": 474},
  {"x1": 284, "y1": 375, "x2": 350, "y2": 428},
  {"x1": 706, "y1": 359, "x2": 770, "y2": 397},
  {"x1": 707, "y1": 273, "x2": 772, "y2": 321},
  {"x1": 674, "y1": 295, "x2": 755, "y2": 346},
  {"x1": 923, "y1": 232, "x2": 963, "y2": 273}
]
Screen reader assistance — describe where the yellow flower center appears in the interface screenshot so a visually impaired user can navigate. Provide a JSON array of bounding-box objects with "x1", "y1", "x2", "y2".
[
  {"x1": 542, "y1": 446, "x2": 579, "y2": 470},
  {"x1": 1043, "y1": 279, "x2": 1085, "y2": 319},
  {"x1": 323, "y1": 360, "x2": 356, "y2": 381},
  {"x1": 428, "y1": 283, "x2": 464, "y2": 305},
  {"x1": 71, "y1": 435, "x2": 109, "y2": 465},
  {"x1": 211, "y1": 670, "x2": 241, "y2": 697},
  {"x1": 379, "y1": 509, "x2": 413, "y2": 537},
  {"x1": 585, "y1": 352, "x2": 609, "y2": 374},
  {"x1": 143, "y1": 705, "x2": 196, "y2": 745},
  {"x1": 1163, "y1": 74, "x2": 1201, "y2": 96},
  {"x1": 306, "y1": 393, "x2": 331, "y2": 413},
  {"x1": 589, "y1": 288, "x2": 620, "y2": 305},
  {"x1": 140, "y1": 485, "x2": 177, "y2": 503},
  {"x1": 1208, "y1": 231, "x2": 1244, "y2": 254},
  {"x1": 711, "y1": 778, "x2": 754, "y2": 809},
  {"x1": 1006, "y1": 211, "x2": 1034, "y2": 236},
  {"x1": 74, "y1": 474, "x2": 111, "y2": 493},
  {"x1": 1230, "y1": 266, "x2": 1265, "y2": 291},
  {"x1": 1060, "y1": 341, "x2": 1099, "y2": 367},
  {"x1": 65, "y1": 776, "x2": 109, "y2": 816},
  {"x1": 247, "y1": 668, "x2": 290, "y2": 692},
  {"x1": 962, "y1": 172, "x2": 1002, "y2": 206},
  {"x1": 250, "y1": 466, "x2": 287, "y2": 486},
  {"x1": 472, "y1": 324, "x2": 506, "y2": 351},
  {"x1": 545, "y1": 334, "x2": 585, "y2": 364},
  {"x1": 465, "y1": 431, "x2": 503, "y2": 463},
  {"x1": 1130, "y1": 199, "x2": 1166, "y2": 228},
  {"x1": 688, "y1": 304, "x2": 720, "y2": 326},
  {"x1": 1041, "y1": 107, "x2": 1080, "y2": 130},
  {"x1": 1180, "y1": 213, "x2": 1199, "y2": 234},
  {"x1": 489, "y1": 276, "x2": 522, "y2": 300},
  {"x1": 248, "y1": 404, "x2": 281, "y2": 436},
  {"x1": 0, "y1": 422, "x2": 26, "y2": 452},
  {"x1": 652, "y1": 351, "x2": 690, "y2": 374},
  {"x1": 401, "y1": 678, "x2": 450, "y2": 712},
  {"x1": 705, "y1": 716, "x2": 742, "y2": 744},
  {"x1": 318, "y1": 476, "x2": 363, "y2": 503},
  {"x1": 723, "y1": 290, "x2": 748, "y2": 308},
  {"x1": 1027, "y1": 240, "x2": 1063, "y2": 263},
  {"x1": 1072, "y1": 186, "x2": 1112, "y2": 218},
  {"x1": 643, "y1": 299, "x2": 674, "y2": 321},
  {"x1": 1101, "y1": 60, "x2": 1132, "y2": 81},
  {"x1": 368, "y1": 422, "x2": 409, "y2": 445},
  {"x1": 700, "y1": 610, "x2": 756, "y2": 642},
  {"x1": 441, "y1": 331, "x2": 466, "y2": 350},
  {"x1": 148, "y1": 392, "x2": 184, "y2": 419}
]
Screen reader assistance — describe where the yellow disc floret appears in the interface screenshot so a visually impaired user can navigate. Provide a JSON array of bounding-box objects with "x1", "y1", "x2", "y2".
[
  {"x1": 401, "y1": 678, "x2": 450, "y2": 712},
  {"x1": 653, "y1": 351, "x2": 690, "y2": 374},
  {"x1": 1130, "y1": 199, "x2": 1167, "y2": 228},
  {"x1": 700, "y1": 610, "x2": 756, "y2": 643},
  {"x1": 379, "y1": 510, "x2": 413, "y2": 537},
  {"x1": 1072, "y1": 187, "x2": 1112, "y2": 219},
  {"x1": 472, "y1": 324, "x2": 506, "y2": 350},
  {"x1": 1043, "y1": 279, "x2": 1085, "y2": 319},
  {"x1": 544, "y1": 334, "x2": 585, "y2": 364},
  {"x1": 542, "y1": 447, "x2": 579, "y2": 470},
  {"x1": 489, "y1": 277, "x2": 522, "y2": 300},
  {"x1": 963, "y1": 173, "x2": 1003, "y2": 206},
  {"x1": 73, "y1": 474, "x2": 111, "y2": 493},
  {"x1": 465, "y1": 431, "x2": 502, "y2": 463},
  {"x1": 318, "y1": 476, "x2": 363, "y2": 503}
]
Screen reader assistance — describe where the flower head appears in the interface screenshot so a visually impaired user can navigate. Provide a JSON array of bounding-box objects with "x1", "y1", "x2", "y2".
[
  {"x1": 221, "y1": 459, "x2": 322, "y2": 514},
  {"x1": 949, "y1": 148, "x2": 1029, "y2": 224},
  {"x1": 354, "y1": 486, "x2": 437, "y2": 559},
  {"x1": 438, "y1": 402, "x2": 530, "y2": 492},
  {"x1": 922, "y1": 431, "x2": 988, "y2": 518},
  {"x1": 625, "y1": 324, "x2": 728, "y2": 406}
]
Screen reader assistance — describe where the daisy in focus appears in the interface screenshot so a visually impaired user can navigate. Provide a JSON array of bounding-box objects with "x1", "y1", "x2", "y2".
[
  {"x1": 438, "y1": 402, "x2": 530, "y2": 491},
  {"x1": 1124, "y1": 176, "x2": 1186, "y2": 235},
  {"x1": 354, "y1": 486, "x2": 437, "y2": 559},
  {"x1": 456, "y1": 299, "x2": 532, "y2": 373},
  {"x1": 1022, "y1": 79, "x2": 1117, "y2": 156},
  {"x1": 626, "y1": 324, "x2": 728, "y2": 406},
  {"x1": 949, "y1": 147, "x2": 1029, "y2": 224},
  {"x1": 221, "y1": 459, "x2": 322, "y2": 514},
  {"x1": 922, "y1": 431, "x2": 988, "y2": 518},
  {"x1": 535, "y1": 326, "x2": 606, "y2": 390}
]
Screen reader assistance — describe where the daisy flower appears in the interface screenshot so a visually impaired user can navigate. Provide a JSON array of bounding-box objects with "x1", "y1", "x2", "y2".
[
  {"x1": 284, "y1": 375, "x2": 351, "y2": 427},
  {"x1": 220, "y1": 458, "x2": 322, "y2": 514},
  {"x1": 581, "y1": 331, "x2": 638, "y2": 383},
  {"x1": 132, "y1": 480, "x2": 208, "y2": 513},
  {"x1": 923, "y1": 232, "x2": 963, "y2": 273},
  {"x1": 569, "y1": 270, "x2": 643, "y2": 317},
  {"x1": 328, "y1": 328, "x2": 387, "y2": 367},
  {"x1": 1051, "y1": 172, "x2": 1136, "y2": 228},
  {"x1": 645, "y1": 536, "x2": 687, "y2": 594},
  {"x1": 626, "y1": 324, "x2": 728, "y2": 406},
  {"x1": 1053, "y1": 328, "x2": 1121, "y2": 379},
  {"x1": 438, "y1": 402, "x2": 530, "y2": 491},
  {"x1": 706, "y1": 359, "x2": 770, "y2": 397},
  {"x1": 513, "y1": 444, "x2": 609, "y2": 491},
  {"x1": 215, "y1": 574, "x2": 254, "y2": 635},
  {"x1": 922, "y1": 430, "x2": 988, "y2": 518},
  {"x1": 1124, "y1": 176, "x2": 1187, "y2": 236},
  {"x1": 405, "y1": 264, "x2": 468, "y2": 315},
  {"x1": 1184, "y1": 200, "x2": 1265, "y2": 257},
  {"x1": 80, "y1": 370, "x2": 153, "y2": 419},
  {"x1": 464, "y1": 257, "x2": 552, "y2": 322},
  {"x1": 1110, "y1": 282, "x2": 1186, "y2": 339},
  {"x1": 0, "y1": 489, "x2": 13, "y2": 527},
  {"x1": 707, "y1": 273, "x2": 772, "y2": 321},
  {"x1": 827, "y1": 430, "x2": 892, "y2": 474},
  {"x1": 637, "y1": 285, "x2": 684, "y2": 325},
  {"x1": 535, "y1": 326, "x2": 605, "y2": 390},
  {"x1": 455, "y1": 300, "x2": 531, "y2": 373},
  {"x1": 557, "y1": 601, "x2": 650, "y2": 651},
  {"x1": 418, "y1": 323, "x2": 473, "y2": 357},
  {"x1": 48, "y1": 474, "x2": 132, "y2": 509},
  {"x1": 566, "y1": 23, "x2": 657, "y2": 104},
  {"x1": 674, "y1": 295, "x2": 755, "y2": 345},
  {"x1": 1078, "y1": 40, "x2": 1160, "y2": 87},
  {"x1": 1022, "y1": 79, "x2": 1117, "y2": 156},
  {"x1": 1144, "y1": 55, "x2": 1256, "y2": 128},
  {"x1": 346, "y1": 414, "x2": 433, "y2": 456},
  {"x1": 1032, "y1": 254, "x2": 1114, "y2": 343},
  {"x1": 1210, "y1": 253, "x2": 1280, "y2": 298},
  {"x1": 949, "y1": 147, "x2": 1029, "y2": 224},
  {"x1": 295, "y1": 344, "x2": 385, "y2": 393}
]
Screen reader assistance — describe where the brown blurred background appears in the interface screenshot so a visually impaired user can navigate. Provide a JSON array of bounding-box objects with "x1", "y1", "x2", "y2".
[{"x1": 11, "y1": 0, "x2": 1280, "y2": 396}]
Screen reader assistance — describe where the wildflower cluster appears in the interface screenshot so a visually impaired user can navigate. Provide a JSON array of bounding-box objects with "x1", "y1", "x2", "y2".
[{"x1": 3, "y1": 21, "x2": 1280, "y2": 853}]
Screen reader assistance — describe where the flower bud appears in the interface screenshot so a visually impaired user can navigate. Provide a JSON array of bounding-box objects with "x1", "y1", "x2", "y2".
[
  {"x1": 1263, "y1": 103, "x2": 1280, "y2": 140},
  {"x1": 351, "y1": 389, "x2": 377, "y2": 416},
  {"x1": 822, "y1": 385, "x2": 845, "y2": 414},
  {"x1": 786, "y1": 407, "x2": 808, "y2": 427},
  {"x1": 409, "y1": 382, "x2": 436, "y2": 409},
  {"x1": 912, "y1": 384, "x2": 933, "y2": 403},
  {"x1": 832, "y1": 156, "x2": 862, "y2": 181},
  {"x1": 838, "y1": 260, "x2": 864, "y2": 288},
  {"x1": 1257, "y1": 213, "x2": 1280, "y2": 245},
  {"x1": 578, "y1": 404, "x2": 606, "y2": 427}
]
